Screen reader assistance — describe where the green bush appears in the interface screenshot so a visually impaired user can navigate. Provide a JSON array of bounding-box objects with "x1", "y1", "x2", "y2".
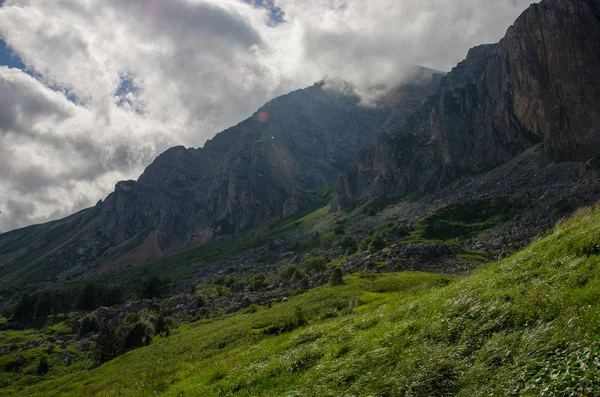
[
  {"x1": 80, "y1": 313, "x2": 99, "y2": 336},
  {"x1": 346, "y1": 245, "x2": 358, "y2": 255},
  {"x1": 339, "y1": 235, "x2": 356, "y2": 249},
  {"x1": 329, "y1": 267, "x2": 345, "y2": 286},
  {"x1": 301, "y1": 255, "x2": 329, "y2": 274},
  {"x1": 369, "y1": 233, "x2": 386, "y2": 251},
  {"x1": 279, "y1": 265, "x2": 297, "y2": 282},
  {"x1": 196, "y1": 295, "x2": 206, "y2": 308},
  {"x1": 251, "y1": 273, "x2": 267, "y2": 290},
  {"x1": 290, "y1": 270, "x2": 305, "y2": 283},
  {"x1": 319, "y1": 232, "x2": 338, "y2": 249}
]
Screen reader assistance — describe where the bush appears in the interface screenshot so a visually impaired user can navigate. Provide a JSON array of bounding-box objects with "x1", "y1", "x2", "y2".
[
  {"x1": 251, "y1": 273, "x2": 267, "y2": 290},
  {"x1": 119, "y1": 320, "x2": 154, "y2": 349},
  {"x1": 155, "y1": 313, "x2": 174, "y2": 336},
  {"x1": 339, "y1": 235, "x2": 356, "y2": 249},
  {"x1": 329, "y1": 267, "x2": 345, "y2": 286},
  {"x1": 279, "y1": 265, "x2": 297, "y2": 282},
  {"x1": 369, "y1": 234, "x2": 386, "y2": 251},
  {"x1": 301, "y1": 255, "x2": 329, "y2": 274},
  {"x1": 359, "y1": 236, "x2": 372, "y2": 251},
  {"x1": 80, "y1": 313, "x2": 99, "y2": 336},
  {"x1": 290, "y1": 270, "x2": 305, "y2": 283},
  {"x1": 333, "y1": 223, "x2": 345, "y2": 235},
  {"x1": 320, "y1": 232, "x2": 338, "y2": 249}
]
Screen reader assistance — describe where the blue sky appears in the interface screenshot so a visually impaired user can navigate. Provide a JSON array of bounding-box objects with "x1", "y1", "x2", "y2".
[
  {"x1": 0, "y1": 0, "x2": 26, "y2": 70},
  {"x1": 0, "y1": 39, "x2": 25, "y2": 69}
]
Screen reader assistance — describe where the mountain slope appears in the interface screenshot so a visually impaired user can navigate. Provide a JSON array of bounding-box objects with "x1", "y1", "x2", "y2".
[
  {"x1": 0, "y1": 71, "x2": 441, "y2": 286},
  {"x1": 5, "y1": 204, "x2": 600, "y2": 396}
]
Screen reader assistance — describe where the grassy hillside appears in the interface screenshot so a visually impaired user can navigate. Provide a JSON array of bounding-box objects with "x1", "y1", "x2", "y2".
[{"x1": 4, "y1": 206, "x2": 600, "y2": 396}]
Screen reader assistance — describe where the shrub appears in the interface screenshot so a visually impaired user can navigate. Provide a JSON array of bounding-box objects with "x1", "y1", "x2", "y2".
[
  {"x1": 80, "y1": 313, "x2": 99, "y2": 336},
  {"x1": 359, "y1": 236, "x2": 372, "y2": 251},
  {"x1": 339, "y1": 235, "x2": 356, "y2": 249},
  {"x1": 329, "y1": 267, "x2": 345, "y2": 286},
  {"x1": 251, "y1": 272, "x2": 267, "y2": 290},
  {"x1": 119, "y1": 320, "x2": 154, "y2": 349},
  {"x1": 290, "y1": 270, "x2": 305, "y2": 283},
  {"x1": 279, "y1": 265, "x2": 297, "y2": 282},
  {"x1": 369, "y1": 233, "x2": 386, "y2": 251},
  {"x1": 301, "y1": 255, "x2": 329, "y2": 274},
  {"x1": 320, "y1": 232, "x2": 338, "y2": 249},
  {"x1": 155, "y1": 313, "x2": 174, "y2": 336},
  {"x1": 333, "y1": 223, "x2": 345, "y2": 235}
]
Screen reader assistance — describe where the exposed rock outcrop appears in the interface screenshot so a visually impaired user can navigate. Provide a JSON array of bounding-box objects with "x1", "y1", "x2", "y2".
[{"x1": 339, "y1": 0, "x2": 600, "y2": 205}]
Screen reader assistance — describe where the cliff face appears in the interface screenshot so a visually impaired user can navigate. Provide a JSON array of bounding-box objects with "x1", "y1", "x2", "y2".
[{"x1": 340, "y1": 0, "x2": 600, "y2": 204}]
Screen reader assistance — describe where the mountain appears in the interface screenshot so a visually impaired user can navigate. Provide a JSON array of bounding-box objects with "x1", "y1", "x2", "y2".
[
  {"x1": 339, "y1": 0, "x2": 600, "y2": 204},
  {"x1": 0, "y1": 69, "x2": 442, "y2": 286},
  {"x1": 1, "y1": 0, "x2": 600, "y2": 290}
]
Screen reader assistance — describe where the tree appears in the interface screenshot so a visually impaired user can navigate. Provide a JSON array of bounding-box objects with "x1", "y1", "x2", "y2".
[
  {"x1": 94, "y1": 326, "x2": 121, "y2": 365},
  {"x1": 12, "y1": 294, "x2": 36, "y2": 320},
  {"x1": 77, "y1": 284, "x2": 99, "y2": 310},
  {"x1": 138, "y1": 276, "x2": 172, "y2": 299},
  {"x1": 329, "y1": 267, "x2": 345, "y2": 286}
]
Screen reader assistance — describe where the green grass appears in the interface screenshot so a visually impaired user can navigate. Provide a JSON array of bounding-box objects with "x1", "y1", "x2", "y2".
[
  {"x1": 5, "y1": 205, "x2": 600, "y2": 396},
  {"x1": 0, "y1": 314, "x2": 89, "y2": 390}
]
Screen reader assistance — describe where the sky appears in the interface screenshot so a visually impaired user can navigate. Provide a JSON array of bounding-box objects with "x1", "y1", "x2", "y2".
[{"x1": 0, "y1": 0, "x2": 537, "y2": 233}]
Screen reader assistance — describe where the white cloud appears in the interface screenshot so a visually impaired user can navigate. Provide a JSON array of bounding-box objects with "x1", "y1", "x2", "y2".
[{"x1": 0, "y1": 0, "x2": 536, "y2": 232}]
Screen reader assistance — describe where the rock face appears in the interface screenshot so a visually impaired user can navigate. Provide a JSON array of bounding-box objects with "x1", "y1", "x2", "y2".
[
  {"x1": 0, "y1": 74, "x2": 441, "y2": 284},
  {"x1": 339, "y1": 0, "x2": 600, "y2": 204},
  {"x1": 99, "y1": 76, "x2": 441, "y2": 248}
]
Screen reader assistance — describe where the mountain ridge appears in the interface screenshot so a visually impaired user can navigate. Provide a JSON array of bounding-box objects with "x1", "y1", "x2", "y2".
[{"x1": 0, "y1": 72, "x2": 442, "y2": 285}]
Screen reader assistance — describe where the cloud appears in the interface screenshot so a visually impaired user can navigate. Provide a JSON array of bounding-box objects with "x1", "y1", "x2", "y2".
[{"x1": 0, "y1": 0, "x2": 536, "y2": 232}]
